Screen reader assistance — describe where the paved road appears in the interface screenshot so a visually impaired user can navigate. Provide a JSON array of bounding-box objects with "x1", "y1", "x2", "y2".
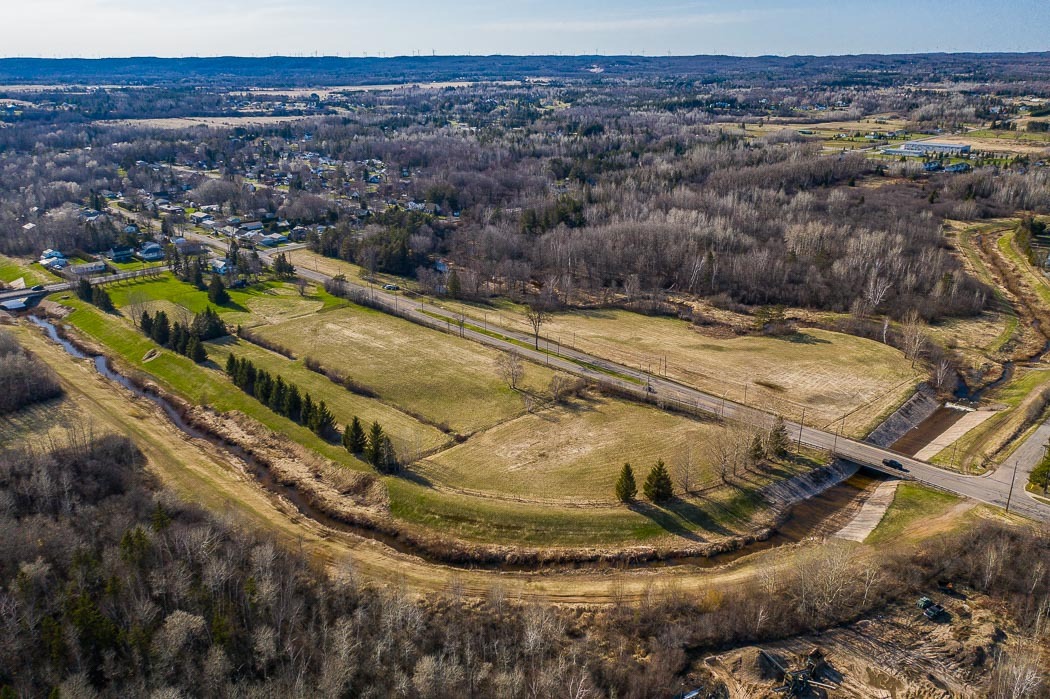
[
  {"x1": 246, "y1": 243, "x2": 1050, "y2": 520},
  {"x1": 174, "y1": 230, "x2": 1050, "y2": 521},
  {"x1": 0, "y1": 267, "x2": 169, "y2": 304}
]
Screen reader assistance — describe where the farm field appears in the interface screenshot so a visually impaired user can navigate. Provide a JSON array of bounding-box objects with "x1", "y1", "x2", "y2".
[
  {"x1": 417, "y1": 393, "x2": 729, "y2": 502},
  {"x1": 431, "y1": 299, "x2": 922, "y2": 437},
  {"x1": 256, "y1": 303, "x2": 557, "y2": 435}
]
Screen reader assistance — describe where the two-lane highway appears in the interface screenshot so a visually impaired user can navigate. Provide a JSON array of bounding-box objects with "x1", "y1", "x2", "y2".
[{"x1": 179, "y1": 231, "x2": 1050, "y2": 521}]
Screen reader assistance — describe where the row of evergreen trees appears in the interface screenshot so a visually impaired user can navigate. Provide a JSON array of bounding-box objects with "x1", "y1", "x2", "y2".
[
  {"x1": 139, "y1": 309, "x2": 213, "y2": 363},
  {"x1": 224, "y1": 354, "x2": 335, "y2": 438},
  {"x1": 341, "y1": 416, "x2": 398, "y2": 473},
  {"x1": 75, "y1": 278, "x2": 114, "y2": 311}
]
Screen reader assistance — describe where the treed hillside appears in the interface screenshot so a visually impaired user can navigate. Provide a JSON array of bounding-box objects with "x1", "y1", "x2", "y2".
[{"x1": 0, "y1": 432, "x2": 1046, "y2": 697}]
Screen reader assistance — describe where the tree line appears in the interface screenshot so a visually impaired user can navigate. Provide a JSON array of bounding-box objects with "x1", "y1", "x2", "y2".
[
  {"x1": 0, "y1": 328, "x2": 62, "y2": 415},
  {"x1": 137, "y1": 306, "x2": 227, "y2": 364},
  {"x1": 224, "y1": 354, "x2": 334, "y2": 438}
]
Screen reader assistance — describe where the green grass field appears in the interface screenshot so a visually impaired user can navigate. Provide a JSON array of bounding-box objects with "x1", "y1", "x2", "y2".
[
  {"x1": 256, "y1": 304, "x2": 557, "y2": 435},
  {"x1": 106, "y1": 274, "x2": 338, "y2": 329},
  {"x1": 0, "y1": 255, "x2": 60, "y2": 287},
  {"x1": 865, "y1": 483, "x2": 961, "y2": 545}
]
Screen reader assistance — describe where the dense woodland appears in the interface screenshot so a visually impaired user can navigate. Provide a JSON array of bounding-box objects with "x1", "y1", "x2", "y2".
[{"x1": 0, "y1": 433, "x2": 1045, "y2": 697}]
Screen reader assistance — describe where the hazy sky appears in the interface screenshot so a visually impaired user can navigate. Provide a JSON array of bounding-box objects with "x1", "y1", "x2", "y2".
[{"x1": 3, "y1": 0, "x2": 1049, "y2": 58}]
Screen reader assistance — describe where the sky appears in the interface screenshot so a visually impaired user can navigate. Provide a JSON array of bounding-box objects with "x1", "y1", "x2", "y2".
[{"x1": 2, "y1": 0, "x2": 1049, "y2": 58}]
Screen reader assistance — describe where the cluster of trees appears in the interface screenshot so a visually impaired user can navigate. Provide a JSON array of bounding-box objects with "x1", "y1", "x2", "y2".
[
  {"x1": 615, "y1": 461, "x2": 674, "y2": 503},
  {"x1": 224, "y1": 354, "x2": 334, "y2": 438},
  {"x1": 138, "y1": 306, "x2": 226, "y2": 364},
  {"x1": 0, "y1": 329, "x2": 62, "y2": 414},
  {"x1": 75, "y1": 278, "x2": 113, "y2": 312},
  {"x1": 341, "y1": 416, "x2": 398, "y2": 473},
  {"x1": 2, "y1": 430, "x2": 1045, "y2": 697}
]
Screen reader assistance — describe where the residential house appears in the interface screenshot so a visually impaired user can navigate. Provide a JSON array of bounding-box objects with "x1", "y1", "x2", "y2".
[
  {"x1": 69, "y1": 261, "x2": 107, "y2": 275},
  {"x1": 137, "y1": 242, "x2": 165, "y2": 262},
  {"x1": 106, "y1": 246, "x2": 135, "y2": 263},
  {"x1": 189, "y1": 211, "x2": 213, "y2": 225}
]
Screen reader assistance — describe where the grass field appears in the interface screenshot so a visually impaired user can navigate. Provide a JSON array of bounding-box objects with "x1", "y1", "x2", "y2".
[
  {"x1": 256, "y1": 304, "x2": 557, "y2": 435},
  {"x1": 432, "y1": 300, "x2": 921, "y2": 437},
  {"x1": 0, "y1": 255, "x2": 60, "y2": 287},
  {"x1": 106, "y1": 274, "x2": 337, "y2": 328},
  {"x1": 417, "y1": 393, "x2": 728, "y2": 502},
  {"x1": 204, "y1": 337, "x2": 450, "y2": 458},
  {"x1": 866, "y1": 483, "x2": 962, "y2": 545}
]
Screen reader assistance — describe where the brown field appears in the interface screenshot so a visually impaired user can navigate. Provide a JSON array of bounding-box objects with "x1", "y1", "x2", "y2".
[{"x1": 417, "y1": 393, "x2": 728, "y2": 502}]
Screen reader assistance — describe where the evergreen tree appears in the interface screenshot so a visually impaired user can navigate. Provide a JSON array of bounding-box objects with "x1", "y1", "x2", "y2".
[
  {"x1": 283, "y1": 385, "x2": 302, "y2": 422},
  {"x1": 150, "y1": 311, "x2": 170, "y2": 346},
  {"x1": 345, "y1": 416, "x2": 366, "y2": 454},
  {"x1": 446, "y1": 269, "x2": 461, "y2": 298},
  {"x1": 140, "y1": 311, "x2": 153, "y2": 336},
  {"x1": 365, "y1": 420, "x2": 385, "y2": 466},
  {"x1": 208, "y1": 274, "x2": 230, "y2": 305},
  {"x1": 268, "y1": 376, "x2": 286, "y2": 413},
  {"x1": 300, "y1": 393, "x2": 315, "y2": 427},
  {"x1": 768, "y1": 415, "x2": 790, "y2": 457},
  {"x1": 254, "y1": 371, "x2": 272, "y2": 405},
  {"x1": 310, "y1": 400, "x2": 335, "y2": 437},
  {"x1": 748, "y1": 434, "x2": 766, "y2": 466},
  {"x1": 186, "y1": 335, "x2": 207, "y2": 363},
  {"x1": 76, "y1": 278, "x2": 92, "y2": 302},
  {"x1": 225, "y1": 353, "x2": 238, "y2": 377},
  {"x1": 614, "y1": 463, "x2": 637, "y2": 502},
  {"x1": 643, "y1": 460, "x2": 673, "y2": 503},
  {"x1": 191, "y1": 259, "x2": 205, "y2": 289},
  {"x1": 175, "y1": 324, "x2": 191, "y2": 353},
  {"x1": 378, "y1": 436, "x2": 399, "y2": 473},
  {"x1": 91, "y1": 286, "x2": 114, "y2": 311}
]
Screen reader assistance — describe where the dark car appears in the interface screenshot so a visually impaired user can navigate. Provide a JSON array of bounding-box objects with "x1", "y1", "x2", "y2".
[
  {"x1": 882, "y1": 458, "x2": 904, "y2": 470},
  {"x1": 230, "y1": 279, "x2": 248, "y2": 289},
  {"x1": 30, "y1": 284, "x2": 44, "y2": 291}
]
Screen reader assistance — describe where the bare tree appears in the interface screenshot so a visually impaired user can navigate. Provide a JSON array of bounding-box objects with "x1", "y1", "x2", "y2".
[
  {"x1": 900, "y1": 310, "x2": 929, "y2": 366},
  {"x1": 548, "y1": 374, "x2": 572, "y2": 404},
  {"x1": 495, "y1": 350, "x2": 524, "y2": 389},
  {"x1": 524, "y1": 301, "x2": 550, "y2": 350}
]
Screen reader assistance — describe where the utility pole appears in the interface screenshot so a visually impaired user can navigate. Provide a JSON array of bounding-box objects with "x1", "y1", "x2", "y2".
[{"x1": 797, "y1": 407, "x2": 806, "y2": 454}]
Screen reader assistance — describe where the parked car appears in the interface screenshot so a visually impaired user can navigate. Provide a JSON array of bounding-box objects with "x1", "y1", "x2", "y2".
[
  {"x1": 882, "y1": 458, "x2": 904, "y2": 470},
  {"x1": 382, "y1": 284, "x2": 400, "y2": 291}
]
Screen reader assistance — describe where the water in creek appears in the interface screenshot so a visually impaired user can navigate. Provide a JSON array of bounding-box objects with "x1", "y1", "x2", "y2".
[{"x1": 29, "y1": 315, "x2": 887, "y2": 572}]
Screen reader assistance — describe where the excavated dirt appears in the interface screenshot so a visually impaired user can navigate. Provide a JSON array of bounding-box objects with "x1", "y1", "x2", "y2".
[{"x1": 690, "y1": 592, "x2": 1020, "y2": 698}]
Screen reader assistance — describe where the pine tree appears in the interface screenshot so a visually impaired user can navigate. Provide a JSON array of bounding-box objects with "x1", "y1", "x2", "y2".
[
  {"x1": 150, "y1": 311, "x2": 170, "y2": 346},
  {"x1": 91, "y1": 286, "x2": 113, "y2": 311},
  {"x1": 170, "y1": 323, "x2": 187, "y2": 353},
  {"x1": 254, "y1": 371, "x2": 272, "y2": 404},
  {"x1": 191, "y1": 260, "x2": 205, "y2": 289},
  {"x1": 225, "y1": 353, "x2": 237, "y2": 377},
  {"x1": 310, "y1": 400, "x2": 334, "y2": 437},
  {"x1": 365, "y1": 420, "x2": 385, "y2": 467},
  {"x1": 446, "y1": 269, "x2": 461, "y2": 298},
  {"x1": 748, "y1": 434, "x2": 766, "y2": 466},
  {"x1": 378, "y1": 436, "x2": 398, "y2": 473},
  {"x1": 345, "y1": 416, "x2": 366, "y2": 454},
  {"x1": 186, "y1": 335, "x2": 207, "y2": 363},
  {"x1": 283, "y1": 385, "x2": 302, "y2": 422},
  {"x1": 268, "y1": 376, "x2": 286, "y2": 413},
  {"x1": 643, "y1": 460, "x2": 673, "y2": 503},
  {"x1": 615, "y1": 463, "x2": 637, "y2": 502},
  {"x1": 140, "y1": 311, "x2": 153, "y2": 336},
  {"x1": 300, "y1": 393, "x2": 315, "y2": 427},
  {"x1": 76, "y1": 278, "x2": 92, "y2": 302},
  {"x1": 768, "y1": 415, "x2": 790, "y2": 457},
  {"x1": 208, "y1": 274, "x2": 230, "y2": 305}
]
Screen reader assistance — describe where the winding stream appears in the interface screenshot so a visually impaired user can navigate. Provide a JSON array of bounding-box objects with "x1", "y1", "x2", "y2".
[{"x1": 28, "y1": 315, "x2": 882, "y2": 572}]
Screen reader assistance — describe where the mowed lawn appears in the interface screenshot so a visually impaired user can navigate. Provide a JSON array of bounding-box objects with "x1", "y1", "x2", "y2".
[
  {"x1": 418, "y1": 394, "x2": 725, "y2": 502},
  {"x1": 106, "y1": 274, "x2": 334, "y2": 329},
  {"x1": 256, "y1": 305, "x2": 557, "y2": 434},
  {"x1": 435, "y1": 301, "x2": 921, "y2": 436},
  {"x1": 0, "y1": 255, "x2": 60, "y2": 287}
]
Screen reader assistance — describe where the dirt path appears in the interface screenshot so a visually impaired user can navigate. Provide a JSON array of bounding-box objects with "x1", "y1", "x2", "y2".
[{"x1": 15, "y1": 321, "x2": 824, "y2": 604}]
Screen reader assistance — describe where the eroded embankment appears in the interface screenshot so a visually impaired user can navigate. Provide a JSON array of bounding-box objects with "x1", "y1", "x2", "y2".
[{"x1": 31, "y1": 312, "x2": 873, "y2": 570}]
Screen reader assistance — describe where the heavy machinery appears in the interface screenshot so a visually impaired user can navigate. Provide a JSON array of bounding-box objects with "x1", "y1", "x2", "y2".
[
  {"x1": 760, "y1": 649, "x2": 837, "y2": 696},
  {"x1": 917, "y1": 596, "x2": 947, "y2": 620}
]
